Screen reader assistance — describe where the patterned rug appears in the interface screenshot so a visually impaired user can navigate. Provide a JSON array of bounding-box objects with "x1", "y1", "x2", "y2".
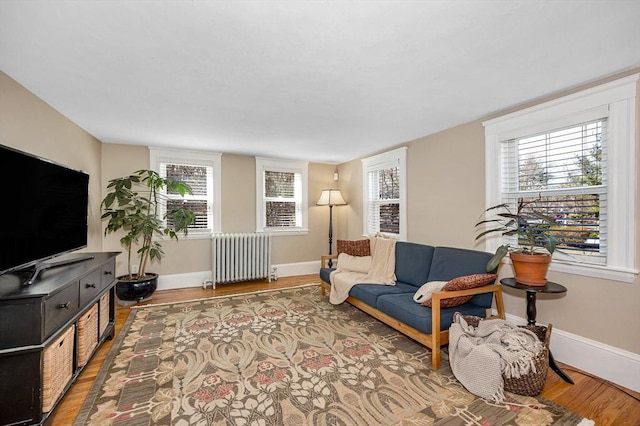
[{"x1": 75, "y1": 284, "x2": 592, "y2": 425}]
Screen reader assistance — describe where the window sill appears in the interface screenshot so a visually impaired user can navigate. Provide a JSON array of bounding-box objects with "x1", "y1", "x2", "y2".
[{"x1": 260, "y1": 228, "x2": 309, "y2": 236}]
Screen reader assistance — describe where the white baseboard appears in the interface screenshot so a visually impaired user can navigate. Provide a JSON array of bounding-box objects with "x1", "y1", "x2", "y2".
[
  {"x1": 156, "y1": 270, "x2": 212, "y2": 290},
  {"x1": 504, "y1": 313, "x2": 640, "y2": 393},
  {"x1": 271, "y1": 261, "x2": 320, "y2": 279},
  {"x1": 155, "y1": 261, "x2": 321, "y2": 291},
  {"x1": 158, "y1": 265, "x2": 639, "y2": 392}
]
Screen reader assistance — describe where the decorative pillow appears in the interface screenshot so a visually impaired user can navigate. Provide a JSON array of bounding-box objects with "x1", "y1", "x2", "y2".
[
  {"x1": 422, "y1": 273, "x2": 497, "y2": 308},
  {"x1": 336, "y1": 239, "x2": 371, "y2": 257},
  {"x1": 413, "y1": 281, "x2": 447, "y2": 303},
  {"x1": 336, "y1": 253, "x2": 372, "y2": 274}
]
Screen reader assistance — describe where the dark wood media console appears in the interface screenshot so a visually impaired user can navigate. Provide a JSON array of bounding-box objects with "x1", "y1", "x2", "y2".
[{"x1": 0, "y1": 252, "x2": 120, "y2": 425}]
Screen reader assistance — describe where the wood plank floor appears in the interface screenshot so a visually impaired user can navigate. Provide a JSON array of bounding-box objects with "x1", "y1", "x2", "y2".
[{"x1": 49, "y1": 275, "x2": 640, "y2": 425}]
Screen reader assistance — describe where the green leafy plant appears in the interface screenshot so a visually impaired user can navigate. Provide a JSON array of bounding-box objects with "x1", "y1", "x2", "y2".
[
  {"x1": 101, "y1": 169, "x2": 196, "y2": 280},
  {"x1": 475, "y1": 199, "x2": 559, "y2": 272}
]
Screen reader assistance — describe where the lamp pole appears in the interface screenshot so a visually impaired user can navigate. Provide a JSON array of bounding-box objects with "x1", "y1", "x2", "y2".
[
  {"x1": 316, "y1": 189, "x2": 346, "y2": 269},
  {"x1": 328, "y1": 204, "x2": 335, "y2": 267}
]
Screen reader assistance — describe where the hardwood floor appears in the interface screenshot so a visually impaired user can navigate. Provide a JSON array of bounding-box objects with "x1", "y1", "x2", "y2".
[{"x1": 49, "y1": 275, "x2": 640, "y2": 425}]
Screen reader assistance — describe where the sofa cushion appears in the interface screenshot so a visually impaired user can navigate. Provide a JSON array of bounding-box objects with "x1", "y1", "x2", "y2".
[
  {"x1": 337, "y1": 239, "x2": 371, "y2": 257},
  {"x1": 394, "y1": 242, "x2": 435, "y2": 287},
  {"x1": 377, "y1": 293, "x2": 487, "y2": 334},
  {"x1": 427, "y1": 247, "x2": 495, "y2": 308},
  {"x1": 319, "y1": 267, "x2": 334, "y2": 284},
  {"x1": 426, "y1": 247, "x2": 493, "y2": 281},
  {"x1": 349, "y1": 282, "x2": 416, "y2": 308},
  {"x1": 422, "y1": 273, "x2": 497, "y2": 308}
]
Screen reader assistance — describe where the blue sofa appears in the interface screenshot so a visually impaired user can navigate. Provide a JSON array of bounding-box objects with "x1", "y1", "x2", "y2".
[{"x1": 319, "y1": 241, "x2": 505, "y2": 368}]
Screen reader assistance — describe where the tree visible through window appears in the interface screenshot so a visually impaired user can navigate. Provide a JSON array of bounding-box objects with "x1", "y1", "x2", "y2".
[
  {"x1": 264, "y1": 171, "x2": 298, "y2": 227},
  {"x1": 164, "y1": 164, "x2": 211, "y2": 230},
  {"x1": 256, "y1": 158, "x2": 308, "y2": 235},
  {"x1": 369, "y1": 167, "x2": 400, "y2": 234},
  {"x1": 362, "y1": 147, "x2": 407, "y2": 239},
  {"x1": 484, "y1": 74, "x2": 637, "y2": 282},
  {"x1": 150, "y1": 147, "x2": 221, "y2": 235},
  {"x1": 503, "y1": 119, "x2": 607, "y2": 263}
]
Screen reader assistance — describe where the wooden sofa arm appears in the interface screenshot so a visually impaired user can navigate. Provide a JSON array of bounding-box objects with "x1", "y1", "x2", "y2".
[
  {"x1": 433, "y1": 284, "x2": 504, "y2": 307},
  {"x1": 429, "y1": 283, "x2": 505, "y2": 369},
  {"x1": 321, "y1": 254, "x2": 338, "y2": 268}
]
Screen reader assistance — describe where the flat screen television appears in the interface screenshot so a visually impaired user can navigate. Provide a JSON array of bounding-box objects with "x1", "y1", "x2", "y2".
[{"x1": 0, "y1": 145, "x2": 90, "y2": 283}]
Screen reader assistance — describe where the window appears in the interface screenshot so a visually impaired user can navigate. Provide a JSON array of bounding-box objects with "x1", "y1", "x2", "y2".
[
  {"x1": 362, "y1": 147, "x2": 407, "y2": 240},
  {"x1": 150, "y1": 147, "x2": 221, "y2": 236},
  {"x1": 483, "y1": 74, "x2": 637, "y2": 282},
  {"x1": 256, "y1": 157, "x2": 308, "y2": 235},
  {"x1": 502, "y1": 119, "x2": 607, "y2": 264}
]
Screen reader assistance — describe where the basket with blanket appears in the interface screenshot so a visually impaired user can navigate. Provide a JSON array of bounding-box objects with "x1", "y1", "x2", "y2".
[{"x1": 450, "y1": 313, "x2": 552, "y2": 399}]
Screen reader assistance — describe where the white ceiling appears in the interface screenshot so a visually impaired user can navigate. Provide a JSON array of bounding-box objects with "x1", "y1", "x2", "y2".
[{"x1": 1, "y1": 1, "x2": 639, "y2": 164}]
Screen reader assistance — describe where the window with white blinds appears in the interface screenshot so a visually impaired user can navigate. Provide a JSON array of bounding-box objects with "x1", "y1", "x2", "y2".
[
  {"x1": 150, "y1": 148, "x2": 221, "y2": 235},
  {"x1": 362, "y1": 147, "x2": 407, "y2": 240},
  {"x1": 256, "y1": 158, "x2": 308, "y2": 235},
  {"x1": 162, "y1": 163, "x2": 214, "y2": 232},
  {"x1": 483, "y1": 74, "x2": 637, "y2": 282},
  {"x1": 501, "y1": 119, "x2": 607, "y2": 265},
  {"x1": 264, "y1": 170, "x2": 301, "y2": 228}
]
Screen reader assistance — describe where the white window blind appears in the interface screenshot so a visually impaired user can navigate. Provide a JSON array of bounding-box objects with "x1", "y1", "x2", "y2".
[
  {"x1": 366, "y1": 166, "x2": 400, "y2": 235},
  {"x1": 501, "y1": 119, "x2": 607, "y2": 265},
  {"x1": 264, "y1": 170, "x2": 301, "y2": 228},
  {"x1": 255, "y1": 157, "x2": 308, "y2": 235},
  {"x1": 362, "y1": 147, "x2": 407, "y2": 239},
  {"x1": 160, "y1": 163, "x2": 214, "y2": 231},
  {"x1": 150, "y1": 147, "x2": 221, "y2": 235},
  {"x1": 484, "y1": 74, "x2": 637, "y2": 282}
]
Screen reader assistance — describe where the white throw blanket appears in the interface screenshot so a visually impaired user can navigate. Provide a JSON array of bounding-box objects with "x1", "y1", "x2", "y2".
[
  {"x1": 329, "y1": 237, "x2": 397, "y2": 304},
  {"x1": 449, "y1": 315, "x2": 543, "y2": 402}
]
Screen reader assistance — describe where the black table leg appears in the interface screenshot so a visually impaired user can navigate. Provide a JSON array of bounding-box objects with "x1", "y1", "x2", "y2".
[
  {"x1": 524, "y1": 288, "x2": 573, "y2": 384},
  {"x1": 549, "y1": 350, "x2": 574, "y2": 384},
  {"x1": 526, "y1": 291, "x2": 537, "y2": 325}
]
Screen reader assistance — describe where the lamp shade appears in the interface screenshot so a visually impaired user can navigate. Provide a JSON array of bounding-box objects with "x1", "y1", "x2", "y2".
[{"x1": 316, "y1": 189, "x2": 347, "y2": 206}]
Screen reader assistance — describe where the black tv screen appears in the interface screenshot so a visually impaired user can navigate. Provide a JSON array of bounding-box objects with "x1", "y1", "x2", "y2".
[{"x1": 0, "y1": 145, "x2": 89, "y2": 275}]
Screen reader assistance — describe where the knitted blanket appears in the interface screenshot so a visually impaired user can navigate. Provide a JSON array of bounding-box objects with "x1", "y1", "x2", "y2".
[
  {"x1": 449, "y1": 315, "x2": 543, "y2": 402},
  {"x1": 329, "y1": 237, "x2": 397, "y2": 304}
]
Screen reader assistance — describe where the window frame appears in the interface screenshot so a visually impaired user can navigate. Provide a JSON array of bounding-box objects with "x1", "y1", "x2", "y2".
[
  {"x1": 482, "y1": 74, "x2": 638, "y2": 283},
  {"x1": 149, "y1": 147, "x2": 222, "y2": 237},
  {"x1": 255, "y1": 157, "x2": 309, "y2": 236},
  {"x1": 361, "y1": 147, "x2": 407, "y2": 240}
]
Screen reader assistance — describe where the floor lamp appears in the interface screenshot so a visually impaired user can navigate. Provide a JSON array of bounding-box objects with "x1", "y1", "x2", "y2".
[{"x1": 316, "y1": 189, "x2": 347, "y2": 268}]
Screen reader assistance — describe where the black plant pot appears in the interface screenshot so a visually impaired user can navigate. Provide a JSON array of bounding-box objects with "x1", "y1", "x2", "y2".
[{"x1": 115, "y1": 273, "x2": 158, "y2": 304}]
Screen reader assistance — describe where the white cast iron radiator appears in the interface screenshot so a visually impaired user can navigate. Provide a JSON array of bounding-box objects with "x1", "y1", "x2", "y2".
[{"x1": 208, "y1": 233, "x2": 273, "y2": 287}]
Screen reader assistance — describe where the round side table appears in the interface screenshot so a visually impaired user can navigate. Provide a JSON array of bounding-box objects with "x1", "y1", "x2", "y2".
[{"x1": 500, "y1": 277, "x2": 574, "y2": 384}]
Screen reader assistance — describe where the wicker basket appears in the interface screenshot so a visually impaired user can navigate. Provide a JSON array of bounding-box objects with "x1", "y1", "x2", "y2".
[
  {"x1": 77, "y1": 304, "x2": 99, "y2": 368},
  {"x1": 42, "y1": 325, "x2": 75, "y2": 412},
  {"x1": 455, "y1": 313, "x2": 552, "y2": 396},
  {"x1": 99, "y1": 291, "x2": 110, "y2": 338}
]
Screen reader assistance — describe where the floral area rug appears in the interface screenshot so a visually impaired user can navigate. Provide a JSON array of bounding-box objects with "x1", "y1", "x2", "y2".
[{"x1": 75, "y1": 284, "x2": 591, "y2": 425}]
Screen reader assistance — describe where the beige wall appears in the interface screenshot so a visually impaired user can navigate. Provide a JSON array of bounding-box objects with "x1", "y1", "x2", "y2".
[
  {"x1": 0, "y1": 71, "x2": 104, "y2": 252},
  {"x1": 101, "y1": 144, "x2": 337, "y2": 276},
  {"x1": 336, "y1": 70, "x2": 640, "y2": 354}
]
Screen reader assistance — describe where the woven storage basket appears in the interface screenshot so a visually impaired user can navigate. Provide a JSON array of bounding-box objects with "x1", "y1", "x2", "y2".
[
  {"x1": 77, "y1": 304, "x2": 99, "y2": 368},
  {"x1": 42, "y1": 324, "x2": 75, "y2": 412},
  {"x1": 99, "y1": 291, "x2": 110, "y2": 338},
  {"x1": 456, "y1": 313, "x2": 552, "y2": 396}
]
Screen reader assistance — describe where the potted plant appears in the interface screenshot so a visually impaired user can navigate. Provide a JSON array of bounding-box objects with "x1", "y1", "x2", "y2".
[
  {"x1": 101, "y1": 169, "x2": 196, "y2": 303},
  {"x1": 475, "y1": 199, "x2": 559, "y2": 286}
]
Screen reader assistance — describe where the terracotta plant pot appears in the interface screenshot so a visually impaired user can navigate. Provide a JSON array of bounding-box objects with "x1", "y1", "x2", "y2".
[{"x1": 509, "y1": 252, "x2": 551, "y2": 286}]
